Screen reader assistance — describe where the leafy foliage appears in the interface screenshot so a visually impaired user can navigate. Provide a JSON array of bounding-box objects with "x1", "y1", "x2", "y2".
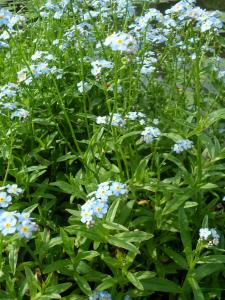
[{"x1": 0, "y1": 0, "x2": 224, "y2": 299}]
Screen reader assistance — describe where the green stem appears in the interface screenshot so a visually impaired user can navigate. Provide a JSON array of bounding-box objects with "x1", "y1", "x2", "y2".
[
  {"x1": 194, "y1": 55, "x2": 202, "y2": 186},
  {"x1": 52, "y1": 77, "x2": 82, "y2": 156}
]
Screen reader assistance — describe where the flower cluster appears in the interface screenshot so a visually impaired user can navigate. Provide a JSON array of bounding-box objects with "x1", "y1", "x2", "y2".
[
  {"x1": 91, "y1": 59, "x2": 113, "y2": 76},
  {"x1": 0, "y1": 184, "x2": 22, "y2": 208},
  {"x1": 0, "y1": 83, "x2": 18, "y2": 99},
  {"x1": 77, "y1": 81, "x2": 92, "y2": 93},
  {"x1": 11, "y1": 108, "x2": 29, "y2": 119},
  {"x1": 85, "y1": 0, "x2": 135, "y2": 20},
  {"x1": 0, "y1": 83, "x2": 29, "y2": 120},
  {"x1": 89, "y1": 291, "x2": 112, "y2": 300},
  {"x1": 104, "y1": 32, "x2": 137, "y2": 53},
  {"x1": 0, "y1": 9, "x2": 25, "y2": 29},
  {"x1": 40, "y1": 0, "x2": 70, "y2": 19},
  {"x1": 89, "y1": 290, "x2": 131, "y2": 300},
  {"x1": 0, "y1": 210, "x2": 38, "y2": 238},
  {"x1": 141, "y1": 127, "x2": 161, "y2": 144},
  {"x1": 0, "y1": 184, "x2": 38, "y2": 238},
  {"x1": 31, "y1": 50, "x2": 55, "y2": 62},
  {"x1": 81, "y1": 181, "x2": 128, "y2": 226},
  {"x1": 17, "y1": 62, "x2": 63, "y2": 85},
  {"x1": 136, "y1": 51, "x2": 157, "y2": 76},
  {"x1": 96, "y1": 112, "x2": 146, "y2": 126},
  {"x1": 165, "y1": 0, "x2": 222, "y2": 33},
  {"x1": 199, "y1": 228, "x2": 220, "y2": 246},
  {"x1": 172, "y1": 139, "x2": 193, "y2": 153}
]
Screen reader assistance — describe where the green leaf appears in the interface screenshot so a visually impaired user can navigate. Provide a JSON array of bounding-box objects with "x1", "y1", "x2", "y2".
[
  {"x1": 184, "y1": 201, "x2": 198, "y2": 209},
  {"x1": 23, "y1": 203, "x2": 39, "y2": 213},
  {"x1": 96, "y1": 277, "x2": 118, "y2": 291},
  {"x1": 108, "y1": 236, "x2": 139, "y2": 253},
  {"x1": 126, "y1": 272, "x2": 144, "y2": 290},
  {"x1": 43, "y1": 259, "x2": 71, "y2": 274},
  {"x1": 45, "y1": 283, "x2": 72, "y2": 295},
  {"x1": 200, "y1": 183, "x2": 218, "y2": 190},
  {"x1": 50, "y1": 181, "x2": 85, "y2": 198},
  {"x1": 103, "y1": 221, "x2": 128, "y2": 231},
  {"x1": 193, "y1": 263, "x2": 224, "y2": 281},
  {"x1": 162, "y1": 192, "x2": 191, "y2": 215},
  {"x1": 164, "y1": 247, "x2": 188, "y2": 269},
  {"x1": 60, "y1": 228, "x2": 74, "y2": 256},
  {"x1": 188, "y1": 277, "x2": 205, "y2": 300},
  {"x1": 66, "y1": 225, "x2": 108, "y2": 242},
  {"x1": 179, "y1": 209, "x2": 192, "y2": 264},
  {"x1": 163, "y1": 153, "x2": 187, "y2": 172},
  {"x1": 106, "y1": 198, "x2": 121, "y2": 222},
  {"x1": 162, "y1": 133, "x2": 183, "y2": 142},
  {"x1": 72, "y1": 251, "x2": 99, "y2": 266},
  {"x1": 25, "y1": 267, "x2": 40, "y2": 298},
  {"x1": 115, "y1": 231, "x2": 153, "y2": 243},
  {"x1": 74, "y1": 272, "x2": 92, "y2": 296},
  {"x1": 140, "y1": 278, "x2": 181, "y2": 293},
  {"x1": 197, "y1": 255, "x2": 225, "y2": 264},
  {"x1": 133, "y1": 154, "x2": 151, "y2": 182},
  {"x1": 56, "y1": 153, "x2": 77, "y2": 162},
  {"x1": 8, "y1": 243, "x2": 19, "y2": 275},
  {"x1": 208, "y1": 108, "x2": 225, "y2": 126},
  {"x1": 201, "y1": 215, "x2": 208, "y2": 228},
  {"x1": 0, "y1": 291, "x2": 12, "y2": 300},
  {"x1": 117, "y1": 131, "x2": 141, "y2": 144}
]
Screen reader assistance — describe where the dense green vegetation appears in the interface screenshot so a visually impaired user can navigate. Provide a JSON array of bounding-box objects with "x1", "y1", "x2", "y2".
[{"x1": 0, "y1": 0, "x2": 225, "y2": 299}]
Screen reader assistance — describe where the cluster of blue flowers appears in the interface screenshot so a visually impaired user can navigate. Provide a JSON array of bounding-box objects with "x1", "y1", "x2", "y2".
[
  {"x1": 0, "y1": 184, "x2": 38, "y2": 238},
  {"x1": 0, "y1": 83, "x2": 29, "y2": 120},
  {"x1": 104, "y1": 32, "x2": 138, "y2": 53},
  {"x1": 0, "y1": 9, "x2": 25, "y2": 48},
  {"x1": 40, "y1": 0, "x2": 70, "y2": 19},
  {"x1": 89, "y1": 291, "x2": 131, "y2": 300},
  {"x1": 0, "y1": 9, "x2": 25, "y2": 29},
  {"x1": 96, "y1": 112, "x2": 146, "y2": 127},
  {"x1": 91, "y1": 59, "x2": 113, "y2": 77},
  {"x1": 172, "y1": 139, "x2": 193, "y2": 153},
  {"x1": 199, "y1": 228, "x2": 220, "y2": 246},
  {"x1": 165, "y1": 0, "x2": 222, "y2": 33},
  {"x1": 141, "y1": 126, "x2": 161, "y2": 144},
  {"x1": 81, "y1": 0, "x2": 135, "y2": 20},
  {"x1": 89, "y1": 291, "x2": 112, "y2": 300},
  {"x1": 17, "y1": 61, "x2": 63, "y2": 85},
  {"x1": 81, "y1": 181, "x2": 128, "y2": 226}
]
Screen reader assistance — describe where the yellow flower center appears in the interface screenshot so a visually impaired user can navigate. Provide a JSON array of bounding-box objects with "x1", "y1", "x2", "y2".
[
  {"x1": 117, "y1": 39, "x2": 123, "y2": 44},
  {"x1": 22, "y1": 226, "x2": 28, "y2": 233}
]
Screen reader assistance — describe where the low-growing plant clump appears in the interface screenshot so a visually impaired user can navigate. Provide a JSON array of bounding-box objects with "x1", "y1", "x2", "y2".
[{"x1": 0, "y1": 0, "x2": 225, "y2": 299}]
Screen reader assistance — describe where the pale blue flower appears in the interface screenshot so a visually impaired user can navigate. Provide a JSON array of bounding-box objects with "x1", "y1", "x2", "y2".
[
  {"x1": 0, "y1": 215, "x2": 17, "y2": 235},
  {"x1": 172, "y1": 139, "x2": 193, "y2": 153},
  {"x1": 93, "y1": 200, "x2": 108, "y2": 219},
  {"x1": 0, "y1": 9, "x2": 12, "y2": 27},
  {"x1": 11, "y1": 108, "x2": 29, "y2": 119},
  {"x1": 141, "y1": 127, "x2": 161, "y2": 144},
  {"x1": 199, "y1": 227, "x2": 220, "y2": 246},
  {"x1": 17, "y1": 221, "x2": 35, "y2": 238},
  {"x1": 104, "y1": 32, "x2": 137, "y2": 53},
  {"x1": 7, "y1": 184, "x2": 23, "y2": 195},
  {"x1": 0, "y1": 192, "x2": 12, "y2": 208},
  {"x1": 110, "y1": 181, "x2": 128, "y2": 196}
]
